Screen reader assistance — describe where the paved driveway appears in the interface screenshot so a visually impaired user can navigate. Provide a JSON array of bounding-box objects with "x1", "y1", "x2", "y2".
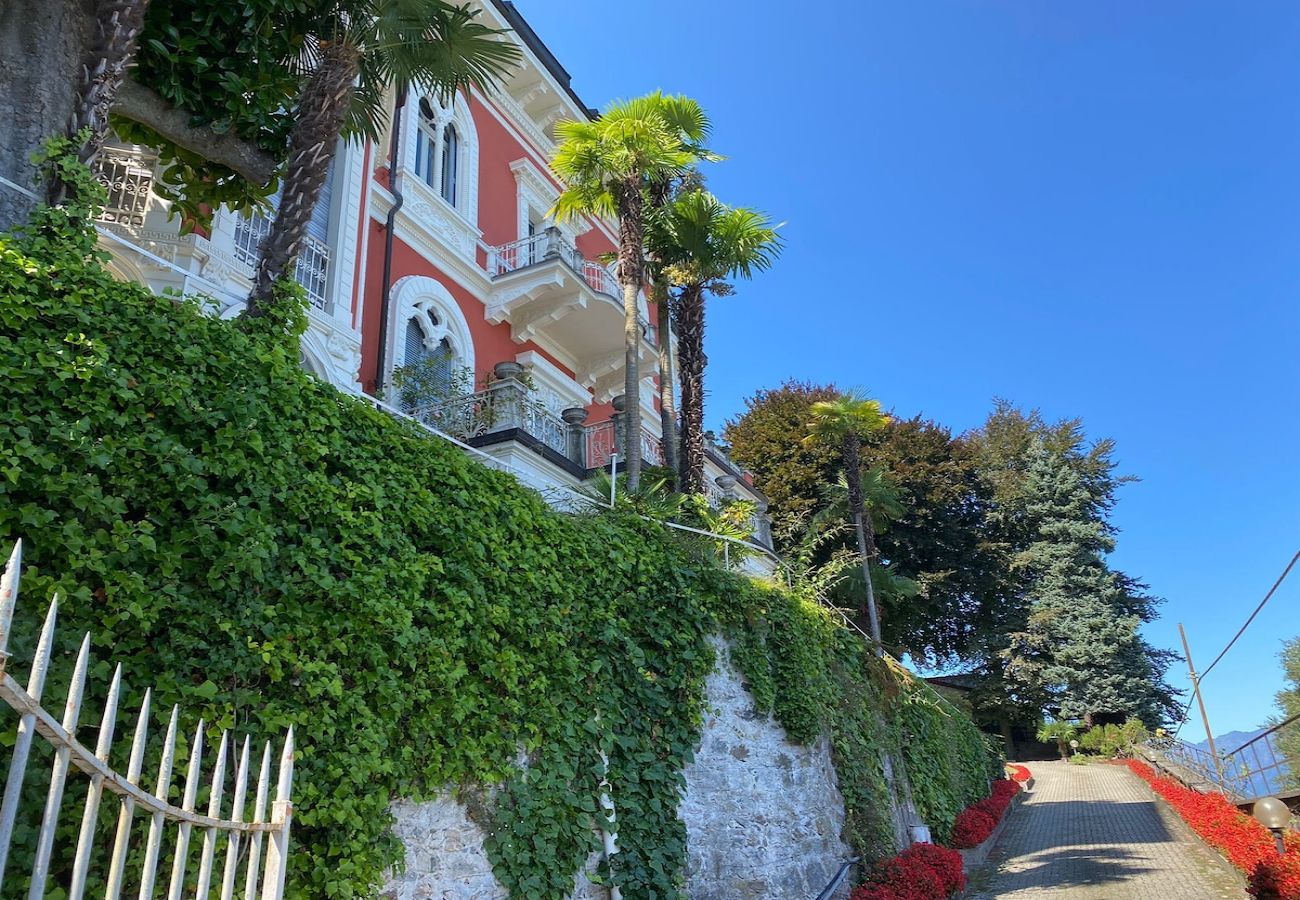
[{"x1": 965, "y1": 760, "x2": 1247, "y2": 899}]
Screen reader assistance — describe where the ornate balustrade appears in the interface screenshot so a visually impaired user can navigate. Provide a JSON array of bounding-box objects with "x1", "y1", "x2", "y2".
[
  {"x1": 583, "y1": 419, "x2": 664, "y2": 470},
  {"x1": 487, "y1": 229, "x2": 618, "y2": 298}
]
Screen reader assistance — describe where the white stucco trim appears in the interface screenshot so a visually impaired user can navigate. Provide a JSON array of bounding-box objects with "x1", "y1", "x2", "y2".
[{"x1": 514, "y1": 349, "x2": 591, "y2": 413}]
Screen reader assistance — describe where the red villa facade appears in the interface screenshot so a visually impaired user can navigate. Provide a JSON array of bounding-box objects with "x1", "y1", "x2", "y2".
[{"x1": 90, "y1": 0, "x2": 773, "y2": 556}]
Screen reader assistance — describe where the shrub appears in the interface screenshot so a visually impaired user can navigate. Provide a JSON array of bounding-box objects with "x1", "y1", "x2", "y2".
[
  {"x1": 948, "y1": 779, "x2": 1021, "y2": 848},
  {"x1": 1079, "y1": 718, "x2": 1148, "y2": 758},
  {"x1": 1126, "y1": 760, "x2": 1300, "y2": 898},
  {"x1": 851, "y1": 842, "x2": 966, "y2": 900}
]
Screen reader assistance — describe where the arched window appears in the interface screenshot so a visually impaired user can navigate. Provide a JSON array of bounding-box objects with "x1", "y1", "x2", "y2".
[
  {"x1": 408, "y1": 93, "x2": 476, "y2": 221},
  {"x1": 440, "y1": 124, "x2": 459, "y2": 205},
  {"x1": 386, "y1": 275, "x2": 475, "y2": 401}
]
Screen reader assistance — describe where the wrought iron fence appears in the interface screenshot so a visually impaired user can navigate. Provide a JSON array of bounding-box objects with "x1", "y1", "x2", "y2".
[
  {"x1": 1221, "y1": 714, "x2": 1300, "y2": 802},
  {"x1": 584, "y1": 419, "x2": 665, "y2": 470},
  {"x1": 1143, "y1": 724, "x2": 1299, "y2": 816},
  {"x1": 410, "y1": 378, "x2": 579, "y2": 462},
  {"x1": 0, "y1": 541, "x2": 295, "y2": 897}
]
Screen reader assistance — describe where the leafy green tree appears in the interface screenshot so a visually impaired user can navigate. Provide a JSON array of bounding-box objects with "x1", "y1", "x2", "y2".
[
  {"x1": 724, "y1": 380, "x2": 842, "y2": 548},
  {"x1": 552, "y1": 92, "x2": 714, "y2": 491},
  {"x1": 727, "y1": 385, "x2": 1011, "y2": 663},
  {"x1": 647, "y1": 189, "x2": 781, "y2": 493},
  {"x1": 246, "y1": 0, "x2": 519, "y2": 314},
  {"x1": 1, "y1": 0, "x2": 315, "y2": 230},
  {"x1": 1006, "y1": 440, "x2": 1178, "y2": 725},
  {"x1": 804, "y1": 391, "x2": 891, "y2": 645},
  {"x1": 1273, "y1": 636, "x2": 1300, "y2": 789}
]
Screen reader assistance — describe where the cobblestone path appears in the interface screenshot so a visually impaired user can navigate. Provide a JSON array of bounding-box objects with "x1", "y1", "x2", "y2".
[{"x1": 966, "y1": 760, "x2": 1247, "y2": 899}]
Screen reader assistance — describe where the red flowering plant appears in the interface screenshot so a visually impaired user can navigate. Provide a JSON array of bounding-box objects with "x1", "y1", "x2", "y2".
[
  {"x1": 1125, "y1": 760, "x2": 1300, "y2": 899},
  {"x1": 850, "y1": 842, "x2": 966, "y2": 900},
  {"x1": 950, "y1": 807, "x2": 998, "y2": 848},
  {"x1": 949, "y1": 778, "x2": 1022, "y2": 848}
]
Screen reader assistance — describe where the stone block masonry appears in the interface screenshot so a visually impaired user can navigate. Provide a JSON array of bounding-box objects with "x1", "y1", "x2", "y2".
[
  {"x1": 382, "y1": 638, "x2": 852, "y2": 898},
  {"x1": 680, "y1": 639, "x2": 851, "y2": 898}
]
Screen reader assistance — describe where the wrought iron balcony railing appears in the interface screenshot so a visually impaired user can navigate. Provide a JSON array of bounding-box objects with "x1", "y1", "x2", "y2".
[
  {"x1": 488, "y1": 228, "x2": 618, "y2": 297},
  {"x1": 584, "y1": 419, "x2": 665, "y2": 470},
  {"x1": 408, "y1": 380, "x2": 667, "y2": 473}
]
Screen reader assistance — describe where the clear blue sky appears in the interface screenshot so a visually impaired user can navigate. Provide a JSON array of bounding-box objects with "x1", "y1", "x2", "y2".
[{"x1": 520, "y1": 0, "x2": 1300, "y2": 741}]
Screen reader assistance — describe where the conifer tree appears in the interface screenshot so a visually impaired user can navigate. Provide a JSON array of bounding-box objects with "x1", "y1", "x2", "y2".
[{"x1": 1005, "y1": 440, "x2": 1178, "y2": 725}]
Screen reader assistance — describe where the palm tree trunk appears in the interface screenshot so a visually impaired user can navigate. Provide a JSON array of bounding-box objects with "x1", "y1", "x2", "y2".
[
  {"x1": 676, "y1": 284, "x2": 707, "y2": 494},
  {"x1": 47, "y1": 0, "x2": 152, "y2": 207},
  {"x1": 653, "y1": 279, "x2": 679, "y2": 489},
  {"x1": 246, "y1": 39, "x2": 359, "y2": 317},
  {"x1": 843, "y1": 433, "x2": 883, "y2": 651},
  {"x1": 615, "y1": 176, "x2": 645, "y2": 491}
]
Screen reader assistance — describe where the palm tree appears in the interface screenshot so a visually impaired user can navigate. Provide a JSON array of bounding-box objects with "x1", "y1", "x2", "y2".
[
  {"x1": 651, "y1": 190, "x2": 781, "y2": 494},
  {"x1": 551, "y1": 92, "x2": 713, "y2": 491},
  {"x1": 46, "y1": 0, "x2": 153, "y2": 208},
  {"x1": 804, "y1": 392, "x2": 891, "y2": 649},
  {"x1": 245, "y1": 0, "x2": 519, "y2": 316}
]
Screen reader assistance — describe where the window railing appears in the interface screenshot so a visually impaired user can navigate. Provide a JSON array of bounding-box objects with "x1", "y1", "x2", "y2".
[
  {"x1": 232, "y1": 211, "x2": 330, "y2": 310},
  {"x1": 91, "y1": 147, "x2": 157, "y2": 229}
]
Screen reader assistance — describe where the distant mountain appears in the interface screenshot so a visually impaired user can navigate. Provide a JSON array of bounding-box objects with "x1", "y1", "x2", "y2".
[
  {"x1": 1194, "y1": 728, "x2": 1266, "y2": 756},
  {"x1": 1193, "y1": 727, "x2": 1288, "y2": 797}
]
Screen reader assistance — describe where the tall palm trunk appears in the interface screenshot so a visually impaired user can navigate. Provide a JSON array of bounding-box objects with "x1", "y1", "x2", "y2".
[
  {"x1": 646, "y1": 175, "x2": 677, "y2": 488},
  {"x1": 246, "y1": 39, "x2": 359, "y2": 316},
  {"x1": 676, "y1": 283, "x2": 707, "y2": 494},
  {"x1": 615, "y1": 175, "x2": 645, "y2": 490},
  {"x1": 843, "y1": 432, "x2": 883, "y2": 651},
  {"x1": 47, "y1": 0, "x2": 152, "y2": 206},
  {"x1": 653, "y1": 279, "x2": 679, "y2": 488}
]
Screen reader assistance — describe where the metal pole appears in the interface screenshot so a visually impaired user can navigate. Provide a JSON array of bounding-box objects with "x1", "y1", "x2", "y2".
[
  {"x1": 1179, "y1": 623, "x2": 1225, "y2": 787},
  {"x1": 609, "y1": 454, "x2": 618, "y2": 507}
]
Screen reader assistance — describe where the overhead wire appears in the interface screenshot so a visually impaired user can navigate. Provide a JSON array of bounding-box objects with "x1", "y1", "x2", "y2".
[{"x1": 1171, "y1": 549, "x2": 1300, "y2": 740}]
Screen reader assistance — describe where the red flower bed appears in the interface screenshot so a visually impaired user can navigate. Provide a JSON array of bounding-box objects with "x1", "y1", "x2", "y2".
[
  {"x1": 1125, "y1": 760, "x2": 1300, "y2": 899},
  {"x1": 949, "y1": 778, "x2": 1022, "y2": 848},
  {"x1": 1007, "y1": 763, "x2": 1032, "y2": 783},
  {"x1": 850, "y1": 842, "x2": 966, "y2": 900}
]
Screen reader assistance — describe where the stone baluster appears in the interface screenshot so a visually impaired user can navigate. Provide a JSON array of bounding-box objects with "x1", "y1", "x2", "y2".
[
  {"x1": 561, "y1": 407, "x2": 589, "y2": 467},
  {"x1": 490, "y1": 362, "x2": 527, "y2": 433}
]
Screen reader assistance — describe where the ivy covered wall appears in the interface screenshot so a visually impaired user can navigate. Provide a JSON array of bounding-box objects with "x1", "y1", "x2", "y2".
[{"x1": 0, "y1": 200, "x2": 999, "y2": 897}]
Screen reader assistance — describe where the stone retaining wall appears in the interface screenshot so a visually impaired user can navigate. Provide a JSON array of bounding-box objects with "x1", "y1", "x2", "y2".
[{"x1": 381, "y1": 638, "x2": 854, "y2": 898}]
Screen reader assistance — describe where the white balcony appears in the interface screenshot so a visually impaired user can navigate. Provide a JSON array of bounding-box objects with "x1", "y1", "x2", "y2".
[{"x1": 485, "y1": 229, "x2": 657, "y2": 402}]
